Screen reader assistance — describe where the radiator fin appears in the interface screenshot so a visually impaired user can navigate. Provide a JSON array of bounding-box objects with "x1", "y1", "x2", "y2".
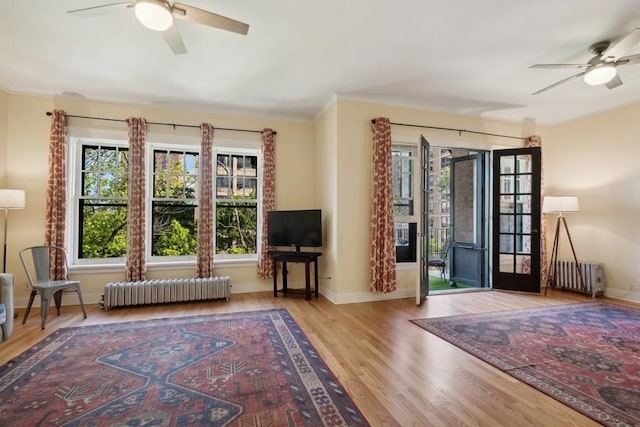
[
  {"x1": 103, "y1": 276, "x2": 231, "y2": 310},
  {"x1": 553, "y1": 261, "x2": 605, "y2": 298}
]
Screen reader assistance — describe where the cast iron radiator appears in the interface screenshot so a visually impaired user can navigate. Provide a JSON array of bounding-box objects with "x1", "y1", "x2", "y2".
[
  {"x1": 551, "y1": 260, "x2": 605, "y2": 298},
  {"x1": 103, "y1": 276, "x2": 231, "y2": 310}
]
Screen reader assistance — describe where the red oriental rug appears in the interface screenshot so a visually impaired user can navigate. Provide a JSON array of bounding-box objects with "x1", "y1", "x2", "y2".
[
  {"x1": 0, "y1": 309, "x2": 368, "y2": 426},
  {"x1": 411, "y1": 302, "x2": 640, "y2": 426}
]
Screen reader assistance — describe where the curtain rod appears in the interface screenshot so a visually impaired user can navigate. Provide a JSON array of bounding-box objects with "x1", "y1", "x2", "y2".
[
  {"x1": 45, "y1": 112, "x2": 275, "y2": 135},
  {"x1": 371, "y1": 119, "x2": 524, "y2": 141}
]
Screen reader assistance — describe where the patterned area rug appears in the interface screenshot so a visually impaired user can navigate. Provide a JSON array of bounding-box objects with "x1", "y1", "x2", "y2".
[
  {"x1": 412, "y1": 302, "x2": 640, "y2": 427},
  {"x1": 0, "y1": 309, "x2": 368, "y2": 426}
]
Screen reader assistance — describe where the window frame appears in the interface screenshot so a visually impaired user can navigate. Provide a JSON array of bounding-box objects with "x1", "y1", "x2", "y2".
[
  {"x1": 67, "y1": 136, "x2": 262, "y2": 267},
  {"x1": 213, "y1": 147, "x2": 260, "y2": 262},
  {"x1": 391, "y1": 141, "x2": 419, "y2": 265},
  {"x1": 147, "y1": 144, "x2": 201, "y2": 263},
  {"x1": 69, "y1": 138, "x2": 130, "y2": 266},
  {"x1": 391, "y1": 144, "x2": 417, "y2": 218}
]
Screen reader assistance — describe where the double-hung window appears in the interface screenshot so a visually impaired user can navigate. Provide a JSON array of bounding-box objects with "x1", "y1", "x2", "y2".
[
  {"x1": 392, "y1": 147, "x2": 414, "y2": 216},
  {"x1": 76, "y1": 142, "x2": 129, "y2": 262},
  {"x1": 69, "y1": 136, "x2": 261, "y2": 266},
  {"x1": 214, "y1": 151, "x2": 258, "y2": 259},
  {"x1": 151, "y1": 148, "x2": 199, "y2": 259},
  {"x1": 392, "y1": 144, "x2": 418, "y2": 263}
]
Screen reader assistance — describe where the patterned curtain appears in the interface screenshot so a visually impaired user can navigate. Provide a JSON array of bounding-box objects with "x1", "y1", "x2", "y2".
[
  {"x1": 257, "y1": 129, "x2": 276, "y2": 279},
  {"x1": 369, "y1": 118, "x2": 396, "y2": 293},
  {"x1": 196, "y1": 123, "x2": 214, "y2": 278},
  {"x1": 45, "y1": 110, "x2": 68, "y2": 280},
  {"x1": 527, "y1": 135, "x2": 547, "y2": 286},
  {"x1": 125, "y1": 118, "x2": 147, "y2": 282}
]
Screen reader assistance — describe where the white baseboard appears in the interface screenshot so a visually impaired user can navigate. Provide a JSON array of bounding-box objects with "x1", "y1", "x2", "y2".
[
  {"x1": 14, "y1": 292, "x2": 104, "y2": 309},
  {"x1": 604, "y1": 287, "x2": 640, "y2": 304},
  {"x1": 16, "y1": 284, "x2": 638, "y2": 309},
  {"x1": 13, "y1": 281, "x2": 276, "y2": 309}
]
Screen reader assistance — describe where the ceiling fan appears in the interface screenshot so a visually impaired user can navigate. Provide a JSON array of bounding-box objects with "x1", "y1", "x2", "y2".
[
  {"x1": 67, "y1": 0, "x2": 249, "y2": 55},
  {"x1": 530, "y1": 28, "x2": 640, "y2": 95}
]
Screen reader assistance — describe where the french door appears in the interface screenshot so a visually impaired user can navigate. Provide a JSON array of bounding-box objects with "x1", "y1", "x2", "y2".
[
  {"x1": 449, "y1": 154, "x2": 487, "y2": 287},
  {"x1": 492, "y1": 147, "x2": 541, "y2": 292},
  {"x1": 417, "y1": 136, "x2": 430, "y2": 304},
  {"x1": 415, "y1": 144, "x2": 540, "y2": 303}
]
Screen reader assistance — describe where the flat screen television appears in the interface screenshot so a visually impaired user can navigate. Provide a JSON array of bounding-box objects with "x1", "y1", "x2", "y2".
[{"x1": 267, "y1": 209, "x2": 322, "y2": 251}]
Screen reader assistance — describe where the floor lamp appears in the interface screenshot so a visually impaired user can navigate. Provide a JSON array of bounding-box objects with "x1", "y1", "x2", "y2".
[
  {"x1": 0, "y1": 189, "x2": 26, "y2": 273},
  {"x1": 543, "y1": 196, "x2": 586, "y2": 296}
]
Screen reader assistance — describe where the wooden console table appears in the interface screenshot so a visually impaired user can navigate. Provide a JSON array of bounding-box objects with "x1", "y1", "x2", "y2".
[{"x1": 269, "y1": 251, "x2": 322, "y2": 300}]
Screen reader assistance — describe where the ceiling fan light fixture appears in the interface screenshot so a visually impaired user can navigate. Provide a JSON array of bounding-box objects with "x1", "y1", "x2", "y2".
[
  {"x1": 583, "y1": 64, "x2": 617, "y2": 86},
  {"x1": 134, "y1": 0, "x2": 173, "y2": 32}
]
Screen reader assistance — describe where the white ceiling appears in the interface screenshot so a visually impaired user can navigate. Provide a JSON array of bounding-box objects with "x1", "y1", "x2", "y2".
[{"x1": 2, "y1": 1, "x2": 640, "y2": 125}]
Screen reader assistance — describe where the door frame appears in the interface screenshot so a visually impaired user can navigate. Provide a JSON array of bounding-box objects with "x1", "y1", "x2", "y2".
[
  {"x1": 491, "y1": 147, "x2": 542, "y2": 292},
  {"x1": 449, "y1": 153, "x2": 488, "y2": 288},
  {"x1": 416, "y1": 141, "x2": 490, "y2": 305}
]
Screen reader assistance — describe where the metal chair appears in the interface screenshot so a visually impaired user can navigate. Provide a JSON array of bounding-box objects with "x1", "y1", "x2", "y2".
[
  {"x1": 428, "y1": 237, "x2": 451, "y2": 279},
  {"x1": 0, "y1": 273, "x2": 13, "y2": 341},
  {"x1": 19, "y1": 245, "x2": 87, "y2": 330},
  {"x1": 0, "y1": 303, "x2": 6, "y2": 341}
]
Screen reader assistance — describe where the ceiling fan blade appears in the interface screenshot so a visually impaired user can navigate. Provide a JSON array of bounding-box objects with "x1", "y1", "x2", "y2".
[
  {"x1": 532, "y1": 72, "x2": 586, "y2": 95},
  {"x1": 617, "y1": 53, "x2": 640, "y2": 65},
  {"x1": 162, "y1": 24, "x2": 187, "y2": 55},
  {"x1": 67, "y1": 2, "x2": 132, "y2": 17},
  {"x1": 605, "y1": 74, "x2": 623, "y2": 89},
  {"x1": 529, "y1": 64, "x2": 590, "y2": 69},
  {"x1": 172, "y1": 3, "x2": 249, "y2": 35},
  {"x1": 600, "y1": 27, "x2": 640, "y2": 61}
]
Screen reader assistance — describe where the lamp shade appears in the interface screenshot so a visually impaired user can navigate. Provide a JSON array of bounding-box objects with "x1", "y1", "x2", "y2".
[
  {"x1": 584, "y1": 64, "x2": 616, "y2": 86},
  {"x1": 0, "y1": 189, "x2": 25, "y2": 210},
  {"x1": 542, "y1": 196, "x2": 579, "y2": 213}
]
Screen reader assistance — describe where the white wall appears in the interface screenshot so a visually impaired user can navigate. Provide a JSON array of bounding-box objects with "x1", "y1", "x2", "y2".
[
  {"x1": 329, "y1": 97, "x2": 527, "y2": 303},
  {"x1": 0, "y1": 89, "x2": 7, "y2": 184},
  {"x1": 4, "y1": 93, "x2": 317, "y2": 307},
  {"x1": 327, "y1": 97, "x2": 640, "y2": 304},
  {"x1": 314, "y1": 98, "x2": 339, "y2": 297},
  {"x1": 4, "y1": 87, "x2": 638, "y2": 307},
  {"x1": 545, "y1": 102, "x2": 640, "y2": 302}
]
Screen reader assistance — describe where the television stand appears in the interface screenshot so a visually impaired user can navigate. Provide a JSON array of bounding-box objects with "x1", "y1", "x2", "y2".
[{"x1": 269, "y1": 251, "x2": 322, "y2": 300}]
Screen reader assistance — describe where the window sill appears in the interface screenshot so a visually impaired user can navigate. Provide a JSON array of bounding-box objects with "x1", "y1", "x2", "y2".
[
  {"x1": 69, "y1": 257, "x2": 258, "y2": 274},
  {"x1": 396, "y1": 262, "x2": 418, "y2": 270}
]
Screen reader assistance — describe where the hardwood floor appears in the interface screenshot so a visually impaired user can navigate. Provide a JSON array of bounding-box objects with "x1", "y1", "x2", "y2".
[{"x1": 2, "y1": 289, "x2": 636, "y2": 426}]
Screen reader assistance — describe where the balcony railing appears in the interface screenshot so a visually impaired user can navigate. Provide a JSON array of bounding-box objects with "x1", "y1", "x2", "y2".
[{"x1": 428, "y1": 227, "x2": 449, "y2": 258}]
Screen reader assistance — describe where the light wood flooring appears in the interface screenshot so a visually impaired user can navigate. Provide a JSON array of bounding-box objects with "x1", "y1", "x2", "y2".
[{"x1": 2, "y1": 289, "x2": 636, "y2": 426}]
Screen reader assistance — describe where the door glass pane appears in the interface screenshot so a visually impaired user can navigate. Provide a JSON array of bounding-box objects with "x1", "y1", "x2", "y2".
[
  {"x1": 500, "y1": 235, "x2": 513, "y2": 252},
  {"x1": 499, "y1": 254, "x2": 514, "y2": 273},
  {"x1": 500, "y1": 176, "x2": 514, "y2": 194},
  {"x1": 453, "y1": 158, "x2": 475, "y2": 244},
  {"x1": 500, "y1": 215, "x2": 514, "y2": 233},
  {"x1": 500, "y1": 156, "x2": 515, "y2": 173},
  {"x1": 500, "y1": 195, "x2": 514, "y2": 213},
  {"x1": 516, "y1": 155, "x2": 532, "y2": 173},
  {"x1": 515, "y1": 214, "x2": 531, "y2": 233},
  {"x1": 516, "y1": 195, "x2": 531, "y2": 213},
  {"x1": 516, "y1": 255, "x2": 531, "y2": 274},
  {"x1": 516, "y1": 175, "x2": 531, "y2": 194},
  {"x1": 517, "y1": 236, "x2": 531, "y2": 254}
]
